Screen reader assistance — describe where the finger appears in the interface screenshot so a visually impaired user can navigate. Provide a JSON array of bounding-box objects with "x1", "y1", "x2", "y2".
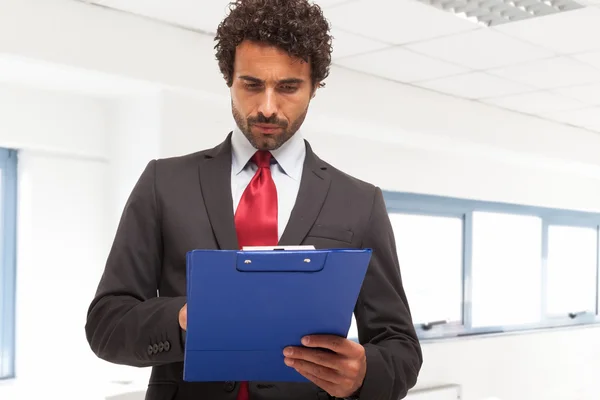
[
  {"x1": 296, "y1": 370, "x2": 355, "y2": 399},
  {"x1": 302, "y1": 335, "x2": 358, "y2": 356},
  {"x1": 294, "y1": 369, "x2": 337, "y2": 395},
  {"x1": 284, "y1": 358, "x2": 343, "y2": 384},
  {"x1": 297, "y1": 369, "x2": 343, "y2": 396},
  {"x1": 283, "y1": 347, "x2": 341, "y2": 371}
]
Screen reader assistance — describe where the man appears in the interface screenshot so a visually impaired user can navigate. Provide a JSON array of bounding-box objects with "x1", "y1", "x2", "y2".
[{"x1": 85, "y1": 0, "x2": 422, "y2": 399}]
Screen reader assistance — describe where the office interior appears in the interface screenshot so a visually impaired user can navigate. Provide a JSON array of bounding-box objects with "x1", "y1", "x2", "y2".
[{"x1": 1, "y1": 0, "x2": 600, "y2": 399}]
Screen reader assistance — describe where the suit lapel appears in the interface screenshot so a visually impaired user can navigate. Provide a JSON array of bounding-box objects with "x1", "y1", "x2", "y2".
[
  {"x1": 279, "y1": 141, "x2": 331, "y2": 246},
  {"x1": 198, "y1": 133, "x2": 239, "y2": 250}
]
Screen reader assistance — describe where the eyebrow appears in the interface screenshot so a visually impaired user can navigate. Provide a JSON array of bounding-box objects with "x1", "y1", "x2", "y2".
[{"x1": 238, "y1": 76, "x2": 305, "y2": 85}]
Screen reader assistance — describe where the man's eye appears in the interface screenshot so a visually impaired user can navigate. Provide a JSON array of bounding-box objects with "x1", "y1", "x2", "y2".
[
  {"x1": 280, "y1": 85, "x2": 298, "y2": 93},
  {"x1": 246, "y1": 83, "x2": 262, "y2": 90}
]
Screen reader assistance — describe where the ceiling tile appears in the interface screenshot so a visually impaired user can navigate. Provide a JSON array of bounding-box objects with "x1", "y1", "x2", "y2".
[
  {"x1": 571, "y1": 50, "x2": 600, "y2": 69},
  {"x1": 482, "y1": 91, "x2": 586, "y2": 115},
  {"x1": 325, "y1": 0, "x2": 478, "y2": 45},
  {"x1": 494, "y1": 8, "x2": 600, "y2": 54},
  {"x1": 330, "y1": 28, "x2": 391, "y2": 60},
  {"x1": 416, "y1": 72, "x2": 535, "y2": 99},
  {"x1": 313, "y1": 0, "x2": 359, "y2": 7},
  {"x1": 487, "y1": 57, "x2": 600, "y2": 90},
  {"x1": 552, "y1": 83, "x2": 600, "y2": 106},
  {"x1": 91, "y1": 0, "x2": 360, "y2": 33},
  {"x1": 404, "y1": 28, "x2": 555, "y2": 70},
  {"x1": 92, "y1": 0, "x2": 230, "y2": 32},
  {"x1": 543, "y1": 107, "x2": 600, "y2": 132},
  {"x1": 335, "y1": 47, "x2": 469, "y2": 83}
]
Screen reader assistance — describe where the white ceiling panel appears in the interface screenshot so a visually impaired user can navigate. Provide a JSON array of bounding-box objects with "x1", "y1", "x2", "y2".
[
  {"x1": 482, "y1": 91, "x2": 586, "y2": 115},
  {"x1": 323, "y1": 0, "x2": 478, "y2": 45},
  {"x1": 552, "y1": 83, "x2": 600, "y2": 106},
  {"x1": 571, "y1": 50, "x2": 600, "y2": 70},
  {"x1": 335, "y1": 47, "x2": 469, "y2": 83},
  {"x1": 494, "y1": 8, "x2": 600, "y2": 55},
  {"x1": 416, "y1": 72, "x2": 535, "y2": 99},
  {"x1": 330, "y1": 28, "x2": 391, "y2": 60},
  {"x1": 92, "y1": 0, "x2": 228, "y2": 32},
  {"x1": 90, "y1": 0, "x2": 353, "y2": 33},
  {"x1": 404, "y1": 28, "x2": 556, "y2": 70},
  {"x1": 313, "y1": 0, "x2": 360, "y2": 7},
  {"x1": 543, "y1": 107, "x2": 600, "y2": 132},
  {"x1": 487, "y1": 57, "x2": 600, "y2": 90}
]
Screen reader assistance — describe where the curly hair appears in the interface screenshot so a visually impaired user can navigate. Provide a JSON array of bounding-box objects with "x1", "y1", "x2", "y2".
[{"x1": 214, "y1": 0, "x2": 333, "y2": 89}]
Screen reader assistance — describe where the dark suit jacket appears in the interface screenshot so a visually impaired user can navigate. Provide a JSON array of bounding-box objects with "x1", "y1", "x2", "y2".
[{"x1": 85, "y1": 134, "x2": 422, "y2": 400}]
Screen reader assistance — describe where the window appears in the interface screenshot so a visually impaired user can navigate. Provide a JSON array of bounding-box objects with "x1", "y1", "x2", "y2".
[
  {"x1": 383, "y1": 191, "x2": 600, "y2": 340},
  {"x1": 546, "y1": 225, "x2": 598, "y2": 318},
  {"x1": 389, "y1": 213, "x2": 463, "y2": 326},
  {"x1": 471, "y1": 212, "x2": 542, "y2": 328},
  {"x1": 0, "y1": 148, "x2": 17, "y2": 380}
]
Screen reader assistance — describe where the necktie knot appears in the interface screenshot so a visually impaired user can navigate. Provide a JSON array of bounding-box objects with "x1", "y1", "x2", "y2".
[{"x1": 252, "y1": 151, "x2": 273, "y2": 169}]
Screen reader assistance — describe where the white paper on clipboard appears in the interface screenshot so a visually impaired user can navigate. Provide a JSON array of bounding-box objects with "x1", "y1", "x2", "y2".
[{"x1": 242, "y1": 245, "x2": 316, "y2": 251}]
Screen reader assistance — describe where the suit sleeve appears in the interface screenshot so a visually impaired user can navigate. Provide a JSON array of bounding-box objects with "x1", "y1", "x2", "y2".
[
  {"x1": 85, "y1": 160, "x2": 187, "y2": 367},
  {"x1": 354, "y1": 187, "x2": 423, "y2": 400}
]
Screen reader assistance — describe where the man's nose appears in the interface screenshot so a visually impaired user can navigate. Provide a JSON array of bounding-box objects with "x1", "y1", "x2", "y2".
[{"x1": 257, "y1": 90, "x2": 278, "y2": 119}]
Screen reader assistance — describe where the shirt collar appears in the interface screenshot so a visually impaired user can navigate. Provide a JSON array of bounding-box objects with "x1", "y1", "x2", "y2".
[{"x1": 231, "y1": 126, "x2": 306, "y2": 181}]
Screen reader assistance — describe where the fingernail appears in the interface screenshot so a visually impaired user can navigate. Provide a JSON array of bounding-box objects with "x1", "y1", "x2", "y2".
[
  {"x1": 284, "y1": 358, "x2": 294, "y2": 366},
  {"x1": 301, "y1": 337, "x2": 309, "y2": 345},
  {"x1": 283, "y1": 348, "x2": 292, "y2": 356}
]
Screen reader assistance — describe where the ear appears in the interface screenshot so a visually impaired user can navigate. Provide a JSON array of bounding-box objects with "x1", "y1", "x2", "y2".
[{"x1": 311, "y1": 84, "x2": 320, "y2": 99}]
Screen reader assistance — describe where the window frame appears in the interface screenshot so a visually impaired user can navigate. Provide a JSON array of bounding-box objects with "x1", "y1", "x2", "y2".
[
  {"x1": 383, "y1": 191, "x2": 600, "y2": 341},
  {"x1": 0, "y1": 148, "x2": 17, "y2": 380}
]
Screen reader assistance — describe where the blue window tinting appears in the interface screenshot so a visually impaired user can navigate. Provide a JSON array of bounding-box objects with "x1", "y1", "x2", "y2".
[{"x1": 0, "y1": 148, "x2": 17, "y2": 379}]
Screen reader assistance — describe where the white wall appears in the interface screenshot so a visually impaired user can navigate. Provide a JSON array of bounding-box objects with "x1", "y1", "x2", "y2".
[
  {"x1": 305, "y1": 131, "x2": 600, "y2": 213},
  {"x1": 420, "y1": 326, "x2": 600, "y2": 400},
  {"x1": 107, "y1": 94, "x2": 162, "y2": 227},
  {"x1": 0, "y1": 82, "x2": 108, "y2": 158},
  {"x1": 158, "y1": 90, "x2": 232, "y2": 158}
]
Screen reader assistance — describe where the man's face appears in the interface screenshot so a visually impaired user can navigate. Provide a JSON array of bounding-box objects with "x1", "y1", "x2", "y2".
[{"x1": 230, "y1": 40, "x2": 315, "y2": 151}]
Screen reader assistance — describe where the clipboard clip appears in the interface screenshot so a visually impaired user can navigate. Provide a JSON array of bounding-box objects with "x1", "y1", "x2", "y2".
[{"x1": 236, "y1": 250, "x2": 327, "y2": 273}]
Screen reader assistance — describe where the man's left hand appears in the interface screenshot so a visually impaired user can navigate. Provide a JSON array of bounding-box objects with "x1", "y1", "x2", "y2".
[{"x1": 283, "y1": 335, "x2": 366, "y2": 398}]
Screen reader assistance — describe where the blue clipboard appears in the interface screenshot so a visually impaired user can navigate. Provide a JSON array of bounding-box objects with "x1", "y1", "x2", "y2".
[{"x1": 183, "y1": 247, "x2": 372, "y2": 382}]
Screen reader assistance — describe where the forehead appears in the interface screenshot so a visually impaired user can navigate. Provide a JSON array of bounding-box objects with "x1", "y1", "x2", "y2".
[{"x1": 234, "y1": 40, "x2": 311, "y2": 80}]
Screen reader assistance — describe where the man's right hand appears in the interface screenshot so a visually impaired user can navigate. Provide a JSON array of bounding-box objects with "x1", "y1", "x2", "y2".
[{"x1": 179, "y1": 303, "x2": 187, "y2": 331}]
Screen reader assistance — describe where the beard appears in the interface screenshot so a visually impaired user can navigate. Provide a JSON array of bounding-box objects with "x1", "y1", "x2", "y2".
[{"x1": 232, "y1": 102, "x2": 308, "y2": 151}]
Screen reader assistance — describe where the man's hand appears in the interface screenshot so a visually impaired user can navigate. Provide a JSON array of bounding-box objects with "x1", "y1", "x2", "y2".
[
  {"x1": 179, "y1": 303, "x2": 187, "y2": 331},
  {"x1": 283, "y1": 335, "x2": 366, "y2": 398}
]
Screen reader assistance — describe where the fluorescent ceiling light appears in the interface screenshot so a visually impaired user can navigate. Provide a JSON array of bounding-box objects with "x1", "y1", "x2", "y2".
[{"x1": 416, "y1": 0, "x2": 584, "y2": 26}]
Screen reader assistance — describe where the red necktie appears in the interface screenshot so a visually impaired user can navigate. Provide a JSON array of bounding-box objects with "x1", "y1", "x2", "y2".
[{"x1": 234, "y1": 150, "x2": 278, "y2": 400}]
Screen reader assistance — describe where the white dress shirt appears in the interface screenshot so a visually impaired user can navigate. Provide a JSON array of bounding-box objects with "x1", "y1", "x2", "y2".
[{"x1": 231, "y1": 127, "x2": 306, "y2": 240}]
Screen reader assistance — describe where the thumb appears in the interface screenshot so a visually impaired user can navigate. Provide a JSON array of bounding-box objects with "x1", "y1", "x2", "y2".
[{"x1": 179, "y1": 303, "x2": 187, "y2": 331}]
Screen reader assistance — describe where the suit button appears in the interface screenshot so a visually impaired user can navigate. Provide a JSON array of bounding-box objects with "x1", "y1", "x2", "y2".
[
  {"x1": 152, "y1": 344, "x2": 159, "y2": 354},
  {"x1": 223, "y1": 381, "x2": 235, "y2": 392},
  {"x1": 158, "y1": 342, "x2": 164, "y2": 352},
  {"x1": 164, "y1": 341, "x2": 171, "y2": 351},
  {"x1": 147, "y1": 345, "x2": 154, "y2": 355}
]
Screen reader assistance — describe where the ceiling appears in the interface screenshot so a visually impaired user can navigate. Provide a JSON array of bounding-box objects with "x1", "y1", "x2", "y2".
[{"x1": 86, "y1": 0, "x2": 600, "y2": 133}]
